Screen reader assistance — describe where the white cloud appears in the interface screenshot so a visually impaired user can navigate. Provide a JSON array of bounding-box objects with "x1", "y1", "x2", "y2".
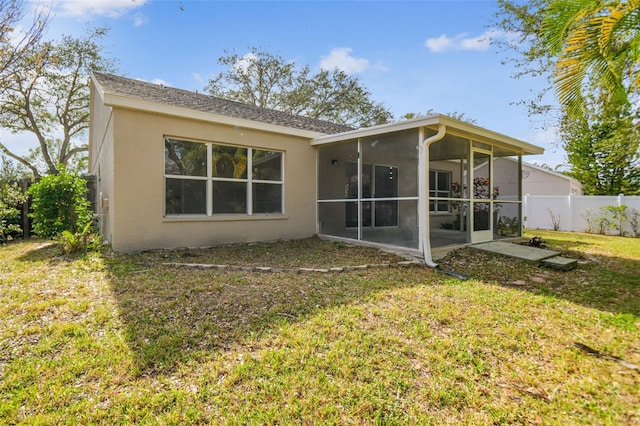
[
  {"x1": 320, "y1": 47, "x2": 370, "y2": 73},
  {"x1": 233, "y1": 52, "x2": 258, "y2": 74},
  {"x1": 50, "y1": 0, "x2": 147, "y2": 18},
  {"x1": 135, "y1": 77, "x2": 171, "y2": 87},
  {"x1": 150, "y1": 78, "x2": 170, "y2": 86},
  {"x1": 133, "y1": 13, "x2": 148, "y2": 27},
  {"x1": 192, "y1": 72, "x2": 205, "y2": 85},
  {"x1": 425, "y1": 29, "x2": 512, "y2": 53}
]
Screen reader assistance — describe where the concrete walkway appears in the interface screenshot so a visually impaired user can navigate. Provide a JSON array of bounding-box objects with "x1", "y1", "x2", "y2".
[
  {"x1": 470, "y1": 241, "x2": 577, "y2": 270},
  {"x1": 471, "y1": 241, "x2": 560, "y2": 262}
]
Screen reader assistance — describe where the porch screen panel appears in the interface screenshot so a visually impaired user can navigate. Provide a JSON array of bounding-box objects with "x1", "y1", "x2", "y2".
[
  {"x1": 430, "y1": 201, "x2": 469, "y2": 248},
  {"x1": 493, "y1": 154, "x2": 519, "y2": 201},
  {"x1": 358, "y1": 130, "x2": 419, "y2": 248},
  {"x1": 318, "y1": 140, "x2": 359, "y2": 240},
  {"x1": 493, "y1": 151, "x2": 521, "y2": 238},
  {"x1": 317, "y1": 140, "x2": 359, "y2": 200},
  {"x1": 318, "y1": 202, "x2": 356, "y2": 240},
  {"x1": 361, "y1": 130, "x2": 418, "y2": 197},
  {"x1": 361, "y1": 200, "x2": 419, "y2": 249},
  {"x1": 428, "y1": 137, "x2": 470, "y2": 238}
]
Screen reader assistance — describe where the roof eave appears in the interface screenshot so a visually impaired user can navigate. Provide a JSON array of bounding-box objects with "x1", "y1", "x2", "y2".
[
  {"x1": 91, "y1": 71, "x2": 328, "y2": 139},
  {"x1": 312, "y1": 114, "x2": 544, "y2": 156}
]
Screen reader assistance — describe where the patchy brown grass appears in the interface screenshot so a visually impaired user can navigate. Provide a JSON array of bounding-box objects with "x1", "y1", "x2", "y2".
[
  {"x1": 1, "y1": 233, "x2": 639, "y2": 425},
  {"x1": 437, "y1": 230, "x2": 640, "y2": 316},
  {"x1": 132, "y1": 236, "x2": 404, "y2": 268}
]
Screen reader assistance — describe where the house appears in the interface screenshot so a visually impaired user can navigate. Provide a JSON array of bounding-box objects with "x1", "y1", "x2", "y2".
[
  {"x1": 520, "y1": 160, "x2": 583, "y2": 196},
  {"x1": 89, "y1": 72, "x2": 543, "y2": 264},
  {"x1": 476, "y1": 158, "x2": 583, "y2": 197}
]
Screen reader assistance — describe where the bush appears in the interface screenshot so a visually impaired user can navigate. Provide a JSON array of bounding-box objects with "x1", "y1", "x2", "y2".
[
  {"x1": 59, "y1": 222, "x2": 102, "y2": 254},
  {"x1": 27, "y1": 168, "x2": 93, "y2": 239},
  {"x1": 0, "y1": 182, "x2": 27, "y2": 243}
]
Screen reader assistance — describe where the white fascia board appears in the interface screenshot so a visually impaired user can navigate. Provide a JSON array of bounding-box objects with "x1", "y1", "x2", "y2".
[
  {"x1": 101, "y1": 93, "x2": 326, "y2": 139},
  {"x1": 311, "y1": 115, "x2": 441, "y2": 145},
  {"x1": 90, "y1": 73, "x2": 107, "y2": 103},
  {"x1": 312, "y1": 114, "x2": 544, "y2": 156}
]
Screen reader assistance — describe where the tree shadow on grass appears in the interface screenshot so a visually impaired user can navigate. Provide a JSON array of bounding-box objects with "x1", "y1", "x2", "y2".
[
  {"x1": 16, "y1": 240, "x2": 61, "y2": 262},
  {"x1": 101, "y1": 254, "x2": 433, "y2": 376}
]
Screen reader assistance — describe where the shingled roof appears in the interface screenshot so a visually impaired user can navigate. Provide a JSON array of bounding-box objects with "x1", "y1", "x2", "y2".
[{"x1": 92, "y1": 72, "x2": 354, "y2": 135}]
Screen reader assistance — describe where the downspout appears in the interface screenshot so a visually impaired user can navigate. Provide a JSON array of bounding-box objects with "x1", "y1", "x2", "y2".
[{"x1": 419, "y1": 124, "x2": 447, "y2": 267}]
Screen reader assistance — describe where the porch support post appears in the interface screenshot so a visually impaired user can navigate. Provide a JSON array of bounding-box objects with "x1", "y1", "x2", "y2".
[{"x1": 419, "y1": 124, "x2": 446, "y2": 267}]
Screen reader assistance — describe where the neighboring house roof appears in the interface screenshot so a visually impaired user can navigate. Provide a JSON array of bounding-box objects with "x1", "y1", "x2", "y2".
[{"x1": 91, "y1": 72, "x2": 354, "y2": 137}]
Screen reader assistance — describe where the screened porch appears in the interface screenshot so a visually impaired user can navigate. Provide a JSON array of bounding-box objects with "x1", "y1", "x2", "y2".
[{"x1": 313, "y1": 115, "x2": 544, "y2": 263}]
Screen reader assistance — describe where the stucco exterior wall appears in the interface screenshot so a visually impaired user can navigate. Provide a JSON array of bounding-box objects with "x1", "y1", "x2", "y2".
[
  {"x1": 88, "y1": 85, "x2": 115, "y2": 244},
  {"x1": 522, "y1": 164, "x2": 571, "y2": 195},
  {"x1": 108, "y1": 108, "x2": 317, "y2": 252}
]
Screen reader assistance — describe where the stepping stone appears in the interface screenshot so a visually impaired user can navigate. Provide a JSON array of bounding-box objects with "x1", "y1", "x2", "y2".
[{"x1": 541, "y1": 256, "x2": 577, "y2": 271}]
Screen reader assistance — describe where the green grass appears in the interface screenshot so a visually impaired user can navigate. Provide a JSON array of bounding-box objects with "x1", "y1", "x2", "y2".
[{"x1": 1, "y1": 234, "x2": 639, "y2": 424}]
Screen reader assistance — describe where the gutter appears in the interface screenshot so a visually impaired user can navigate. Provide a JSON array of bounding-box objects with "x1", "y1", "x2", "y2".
[{"x1": 419, "y1": 124, "x2": 447, "y2": 267}]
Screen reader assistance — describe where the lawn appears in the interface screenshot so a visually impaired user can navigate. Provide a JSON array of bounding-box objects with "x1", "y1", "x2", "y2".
[{"x1": 0, "y1": 233, "x2": 638, "y2": 425}]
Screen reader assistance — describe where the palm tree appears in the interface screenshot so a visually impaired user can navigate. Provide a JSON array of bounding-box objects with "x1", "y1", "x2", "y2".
[{"x1": 541, "y1": 0, "x2": 640, "y2": 115}]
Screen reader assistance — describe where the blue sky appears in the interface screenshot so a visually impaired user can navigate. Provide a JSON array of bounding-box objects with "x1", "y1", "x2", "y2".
[{"x1": 4, "y1": 0, "x2": 565, "y2": 167}]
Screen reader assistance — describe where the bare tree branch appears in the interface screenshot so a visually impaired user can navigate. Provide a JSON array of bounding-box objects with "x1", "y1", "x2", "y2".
[{"x1": 0, "y1": 141, "x2": 40, "y2": 177}]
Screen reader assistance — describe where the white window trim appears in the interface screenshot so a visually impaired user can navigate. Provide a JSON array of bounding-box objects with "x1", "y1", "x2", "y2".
[
  {"x1": 164, "y1": 138, "x2": 284, "y2": 217},
  {"x1": 429, "y1": 169, "x2": 452, "y2": 213}
]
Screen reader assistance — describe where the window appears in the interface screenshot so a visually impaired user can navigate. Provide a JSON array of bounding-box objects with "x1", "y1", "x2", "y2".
[
  {"x1": 164, "y1": 138, "x2": 283, "y2": 216},
  {"x1": 429, "y1": 170, "x2": 451, "y2": 213}
]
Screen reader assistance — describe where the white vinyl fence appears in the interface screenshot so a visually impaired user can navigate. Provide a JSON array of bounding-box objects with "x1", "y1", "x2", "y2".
[{"x1": 523, "y1": 194, "x2": 640, "y2": 236}]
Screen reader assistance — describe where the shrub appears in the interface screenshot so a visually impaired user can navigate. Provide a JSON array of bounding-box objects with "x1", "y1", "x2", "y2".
[
  {"x1": 582, "y1": 208, "x2": 596, "y2": 233},
  {"x1": 27, "y1": 168, "x2": 93, "y2": 239},
  {"x1": 548, "y1": 209, "x2": 561, "y2": 231},
  {"x1": 0, "y1": 182, "x2": 27, "y2": 243},
  {"x1": 59, "y1": 222, "x2": 102, "y2": 254},
  {"x1": 602, "y1": 205, "x2": 628, "y2": 236},
  {"x1": 629, "y1": 208, "x2": 640, "y2": 237}
]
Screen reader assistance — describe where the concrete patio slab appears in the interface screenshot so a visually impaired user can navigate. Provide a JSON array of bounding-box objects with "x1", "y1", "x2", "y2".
[
  {"x1": 541, "y1": 256, "x2": 578, "y2": 271},
  {"x1": 470, "y1": 241, "x2": 560, "y2": 263}
]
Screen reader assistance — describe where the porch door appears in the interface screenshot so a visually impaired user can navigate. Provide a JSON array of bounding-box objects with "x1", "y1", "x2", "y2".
[{"x1": 470, "y1": 149, "x2": 493, "y2": 244}]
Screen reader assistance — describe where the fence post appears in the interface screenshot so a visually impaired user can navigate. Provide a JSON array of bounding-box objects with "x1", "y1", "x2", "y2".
[
  {"x1": 568, "y1": 194, "x2": 574, "y2": 232},
  {"x1": 523, "y1": 194, "x2": 529, "y2": 229}
]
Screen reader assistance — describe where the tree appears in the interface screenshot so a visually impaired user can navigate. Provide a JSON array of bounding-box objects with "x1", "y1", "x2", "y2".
[
  {"x1": 0, "y1": 0, "x2": 48, "y2": 92},
  {"x1": 206, "y1": 47, "x2": 393, "y2": 128},
  {"x1": 493, "y1": 0, "x2": 557, "y2": 118},
  {"x1": 541, "y1": 0, "x2": 640, "y2": 116},
  {"x1": 561, "y1": 92, "x2": 640, "y2": 195},
  {"x1": 0, "y1": 154, "x2": 26, "y2": 183},
  {"x1": 400, "y1": 109, "x2": 478, "y2": 124},
  {"x1": 0, "y1": 181, "x2": 26, "y2": 242},
  {"x1": 494, "y1": 0, "x2": 640, "y2": 194},
  {"x1": 0, "y1": 28, "x2": 114, "y2": 178}
]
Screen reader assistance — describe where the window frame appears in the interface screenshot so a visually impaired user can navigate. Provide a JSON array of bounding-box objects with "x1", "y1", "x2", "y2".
[
  {"x1": 429, "y1": 169, "x2": 452, "y2": 214},
  {"x1": 164, "y1": 137, "x2": 284, "y2": 217}
]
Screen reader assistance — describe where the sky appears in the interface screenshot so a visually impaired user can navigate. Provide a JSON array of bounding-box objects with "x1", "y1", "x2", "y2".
[{"x1": 3, "y1": 0, "x2": 566, "y2": 168}]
